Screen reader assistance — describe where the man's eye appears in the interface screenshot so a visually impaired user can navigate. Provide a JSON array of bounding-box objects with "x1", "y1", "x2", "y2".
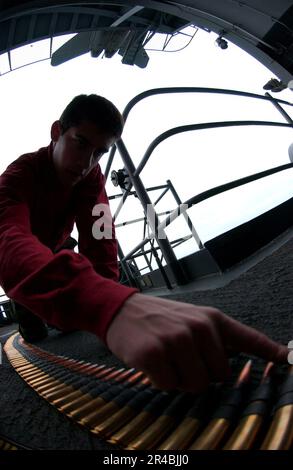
[{"x1": 74, "y1": 138, "x2": 86, "y2": 147}]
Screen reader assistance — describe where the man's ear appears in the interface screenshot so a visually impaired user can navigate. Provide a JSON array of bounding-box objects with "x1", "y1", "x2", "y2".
[{"x1": 51, "y1": 120, "x2": 62, "y2": 142}]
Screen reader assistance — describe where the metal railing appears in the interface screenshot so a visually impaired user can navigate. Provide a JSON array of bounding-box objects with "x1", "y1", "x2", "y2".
[
  {"x1": 104, "y1": 87, "x2": 293, "y2": 289},
  {"x1": 111, "y1": 179, "x2": 199, "y2": 289}
]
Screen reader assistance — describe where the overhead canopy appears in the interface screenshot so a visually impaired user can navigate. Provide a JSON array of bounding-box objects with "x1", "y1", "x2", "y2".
[{"x1": 0, "y1": 1, "x2": 292, "y2": 82}]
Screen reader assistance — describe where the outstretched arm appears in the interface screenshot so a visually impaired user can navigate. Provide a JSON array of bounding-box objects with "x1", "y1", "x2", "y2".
[{"x1": 106, "y1": 293, "x2": 288, "y2": 393}]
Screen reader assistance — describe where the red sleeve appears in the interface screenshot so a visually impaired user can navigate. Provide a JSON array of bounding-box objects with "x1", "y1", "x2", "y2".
[
  {"x1": 0, "y1": 160, "x2": 137, "y2": 341},
  {"x1": 75, "y1": 166, "x2": 119, "y2": 281}
]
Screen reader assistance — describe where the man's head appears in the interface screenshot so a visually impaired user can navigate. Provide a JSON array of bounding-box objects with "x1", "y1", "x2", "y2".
[
  {"x1": 59, "y1": 94, "x2": 124, "y2": 138},
  {"x1": 51, "y1": 94, "x2": 123, "y2": 187}
]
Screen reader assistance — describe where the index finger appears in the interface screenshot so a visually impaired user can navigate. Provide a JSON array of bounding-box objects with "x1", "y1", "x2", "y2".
[{"x1": 219, "y1": 314, "x2": 288, "y2": 363}]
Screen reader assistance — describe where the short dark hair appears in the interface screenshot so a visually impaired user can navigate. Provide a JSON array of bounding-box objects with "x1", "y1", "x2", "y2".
[{"x1": 59, "y1": 94, "x2": 124, "y2": 138}]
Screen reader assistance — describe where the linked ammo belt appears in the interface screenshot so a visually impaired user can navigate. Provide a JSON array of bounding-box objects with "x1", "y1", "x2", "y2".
[{"x1": 4, "y1": 333, "x2": 293, "y2": 450}]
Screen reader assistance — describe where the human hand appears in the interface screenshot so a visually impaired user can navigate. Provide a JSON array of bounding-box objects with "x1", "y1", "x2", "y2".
[{"x1": 106, "y1": 293, "x2": 288, "y2": 393}]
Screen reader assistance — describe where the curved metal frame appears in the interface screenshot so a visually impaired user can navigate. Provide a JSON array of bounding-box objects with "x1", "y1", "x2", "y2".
[
  {"x1": 135, "y1": 120, "x2": 293, "y2": 177},
  {"x1": 104, "y1": 86, "x2": 293, "y2": 180},
  {"x1": 108, "y1": 86, "x2": 293, "y2": 287},
  {"x1": 1, "y1": 1, "x2": 293, "y2": 82}
]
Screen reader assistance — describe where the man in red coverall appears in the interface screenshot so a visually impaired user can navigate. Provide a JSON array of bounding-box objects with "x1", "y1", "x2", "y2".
[{"x1": 0, "y1": 94, "x2": 288, "y2": 393}]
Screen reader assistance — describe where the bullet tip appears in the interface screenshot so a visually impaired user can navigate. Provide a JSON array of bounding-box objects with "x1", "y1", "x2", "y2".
[
  {"x1": 235, "y1": 359, "x2": 252, "y2": 386},
  {"x1": 261, "y1": 361, "x2": 275, "y2": 383}
]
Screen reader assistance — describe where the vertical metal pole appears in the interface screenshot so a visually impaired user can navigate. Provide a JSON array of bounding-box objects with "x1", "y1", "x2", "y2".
[
  {"x1": 149, "y1": 244, "x2": 173, "y2": 290},
  {"x1": 142, "y1": 251, "x2": 153, "y2": 272},
  {"x1": 167, "y1": 179, "x2": 203, "y2": 249},
  {"x1": 117, "y1": 242, "x2": 139, "y2": 288},
  {"x1": 104, "y1": 145, "x2": 117, "y2": 182},
  {"x1": 116, "y1": 139, "x2": 188, "y2": 285}
]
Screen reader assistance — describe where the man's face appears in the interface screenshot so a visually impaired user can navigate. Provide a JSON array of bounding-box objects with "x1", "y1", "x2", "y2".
[{"x1": 51, "y1": 120, "x2": 116, "y2": 187}]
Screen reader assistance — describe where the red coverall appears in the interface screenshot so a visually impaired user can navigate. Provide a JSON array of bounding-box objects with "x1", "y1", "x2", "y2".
[{"x1": 0, "y1": 144, "x2": 137, "y2": 341}]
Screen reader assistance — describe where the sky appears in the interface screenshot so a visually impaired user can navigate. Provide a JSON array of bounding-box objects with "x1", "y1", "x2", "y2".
[{"x1": 0, "y1": 26, "x2": 293, "y2": 280}]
